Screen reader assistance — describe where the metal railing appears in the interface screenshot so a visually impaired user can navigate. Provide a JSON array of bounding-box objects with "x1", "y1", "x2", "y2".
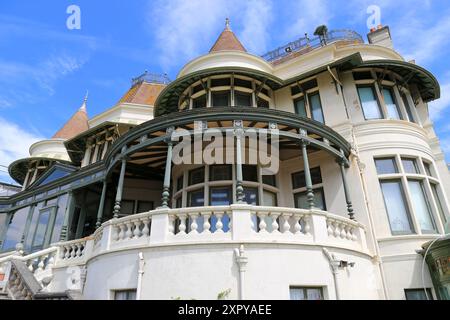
[
  {"x1": 261, "y1": 29, "x2": 364, "y2": 63},
  {"x1": 131, "y1": 71, "x2": 171, "y2": 86}
]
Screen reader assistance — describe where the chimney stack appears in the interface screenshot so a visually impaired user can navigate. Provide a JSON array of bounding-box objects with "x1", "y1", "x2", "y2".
[{"x1": 367, "y1": 25, "x2": 393, "y2": 49}]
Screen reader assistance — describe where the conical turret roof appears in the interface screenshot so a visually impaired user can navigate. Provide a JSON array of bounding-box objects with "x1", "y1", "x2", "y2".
[
  {"x1": 209, "y1": 18, "x2": 246, "y2": 53},
  {"x1": 52, "y1": 93, "x2": 89, "y2": 139}
]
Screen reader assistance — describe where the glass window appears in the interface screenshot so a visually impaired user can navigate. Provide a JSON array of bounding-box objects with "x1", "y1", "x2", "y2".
[
  {"x1": 2, "y1": 207, "x2": 30, "y2": 251},
  {"x1": 96, "y1": 143, "x2": 105, "y2": 161},
  {"x1": 234, "y1": 78, "x2": 252, "y2": 89},
  {"x1": 189, "y1": 168, "x2": 204, "y2": 185},
  {"x1": 256, "y1": 98, "x2": 269, "y2": 108},
  {"x1": 243, "y1": 165, "x2": 258, "y2": 182},
  {"x1": 375, "y1": 158, "x2": 398, "y2": 174},
  {"x1": 121, "y1": 200, "x2": 135, "y2": 216},
  {"x1": 0, "y1": 213, "x2": 7, "y2": 240},
  {"x1": 292, "y1": 167, "x2": 322, "y2": 189},
  {"x1": 309, "y1": 93, "x2": 325, "y2": 123},
  {"x1": 290, "y1": 287, "x2": 324, "y2": 300},
  {"x1": 212, "y1": 91, "x2": 230, "y2": 107},
  {"x1": 193, "y1": 95, "x2": 206, "y2": 109},
  {"x1": 294, "y1": 97, "x2": 307, "y2": 117},
  {"x1": 405, "y1": 289, "x2": 433, "y2": 300},
  {"x1": 188, "y1": 189, "x2": 204, "y2": 207},
  {"x1": 357, "y1": 86, "x2": 382, "y2": 120},
  {"x1": 51, "y1": 193, "x2": 69, "y2": 244},
  {"x1": 234, "y1": 91, "x2": 252, "y2": 107},
  {"x1": 382, "y1": 88, "x2": 402, "y2": 120},
  {"x1": 211, "y1": 78, "x2": 230, "y2": 87},
  {"x1": 401, "y1": 93, "x2": 416, "y2": 123},
  {"x1": 408, "y1": 180, "x2": 436, "y2": 233},
  {"x1": 32, "y1": 209, "x2": 51, "y2": 248},
  {"x1": 353, "y1": 71, "x2": 373, "y2": 81},
  {"x1": 431, "y1": 184, "x2": 447, "y2": 224},
  {"x1": 423, "y1": 161, "x2": 433, "y2": 177},
  {"x1": 210, "y1": 187, "x2": 232, "y2": 206},
  {"x1": 294, "y1": 188, "x2": 326, "y2": 210},
  {"x1": 402, "y1": 158, "x2": 419, "y2": 174},
  {"x1": 137, "y1": 201, "x2": 153, "y2": 213},
  {"x1": 38, "y1": 168, "x2": 72, "y2": 186},
  {"x1": 176, "y1": 176, "x2": 183, "y2": 191},
  {"x1": 244, "y1": 188, "x2": 258, "y2": 205},
  {"x1": 263, "y1": 190, "x2": 277, "y2": 206},
  {"x1": 175, "y1": 197, "x2": 182, "y2": 209},
  {"x1": 114, "y1": 290, "x2": 136, "y2": 300},
  {"x1": 380, "y1": 180, "x2": 414, "y2": 234},
  {"x1": 210, "y1": 165, "x2": 232, "y2": 181},
  {"x1": 262, "y1": 175, "x2": 276, "y2": 187}
]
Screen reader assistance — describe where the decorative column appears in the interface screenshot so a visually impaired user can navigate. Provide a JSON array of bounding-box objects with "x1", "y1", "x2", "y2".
[
  {"x1": 113, "y1": 157, "x2": 127, "y2": 218},
  {"x1": 96, "y1": 180, "x2": 108, "y2": 228},
  {"x1": 337, "y1": 155, "x2": 355, "y2": 220},
  {"x1": 300, "y1": 130, "x2": 315, "y2": 209},
  {"x1": 161, "y1": 127, "x2": 175, "y2": 208},
  {"x1": 234, "y1": 120, "x2": 245, "y2": 203}
]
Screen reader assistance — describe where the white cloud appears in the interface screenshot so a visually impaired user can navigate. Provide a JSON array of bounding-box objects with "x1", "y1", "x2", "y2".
[
  {"x1": 0, "y1": 117, "x2": 44, "y2": 184},
  {"x1": 148, "y1": 0, "x2": 275, "y2": 70}
]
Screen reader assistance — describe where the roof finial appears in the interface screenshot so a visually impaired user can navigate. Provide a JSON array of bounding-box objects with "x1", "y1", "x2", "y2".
[
  {"x1": 79, "y1": 90, "x2": 88, "y2": 112},
  {"x1": 225, "y1": 18, "x2": 230, "y2": 30}
]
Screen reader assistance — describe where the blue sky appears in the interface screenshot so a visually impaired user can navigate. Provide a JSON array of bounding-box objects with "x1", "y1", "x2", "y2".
[{"x1": 1, "y1": 0, "x2": 450, "y2": 183}]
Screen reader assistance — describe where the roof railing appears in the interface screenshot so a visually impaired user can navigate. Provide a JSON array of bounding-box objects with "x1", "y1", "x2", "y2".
[
  {"x1": 261, "y1": 29, "x2": 364, "y2": 63},
  {"x1": 131, "y1": 71, "x2": 171, "y2": 86}
]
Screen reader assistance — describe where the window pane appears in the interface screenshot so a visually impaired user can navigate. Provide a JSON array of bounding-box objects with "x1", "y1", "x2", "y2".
[
  {"x1": 211, "y1": 78, "x2": 230, "y2": 87},
  {"x1": 402, "y1": 93, "x2": 416, "y2": 123},
  {"x1": 188, "y1": 189, "x2": 204, "y2": 207},
  {"x1": 2, "y1": 207, "x2": 30, "y2": 251},
  {"x1": 51, "y1": 193, "x2": 69, "y2": 244},
  {"x1": 358, "y1": 86, "x2": 382, "y2": 119},
  {"x1": 294, "y1": 98, "x2": 307, "y2": 117},
  {"x1": 292, "y1": 167, "x2": 322, "y2": 189},
  {"x1": 262, "y1": 175, "x2": 276, "y2": 187},
  {"x1": 294, "y1": 188, "x2": 325, "y2": 210},
  {"x1": 309, "y1": 93, "x2": 324, "y2": 123},
  {"x1": 243, "y1": 165, "x2": 258, "y2": 182},
  {"x1": 210, "y1": 187, "x2": 231, "y2": 206},
  {"x1": 235, "y1": 92, "x2": 252, "y2": 107},
  {"x1": 405, "y1": 289, "x2": 433, "y2": 300},
  {"x1": 176, "y1": 197, "x2": 182, "y2": 209},
  {"x1": 121, "y1": 200, "x2": 135, "y2": 216},
  {"x1": 375, "y1": 158, "x2": 398, "y2": 174},
  {"x1": 380, "y1": 180, "x2": 413, "y2": 234},
  {"x1": 212, "y1": 91, "x2": 230, "y2": 107},
  {"x1": 114, "y1": 290, "x2": 136, "y2": 300},
  {"x1": 210, "y1": 165, "x2": 232, "y2": 181},
  {"x1": 234, "y1": 78, "x2": 252, "y2": 89},
  {"x1": 431, "y1": 184, "x2": 447, "y2": 224},
  {"x1": 402, "y1": 158, "x2": 418, "y2": 174},
  {"x1": 193, "y1": 95, "x2": 206, "y2": 109},
  {"x1": 290, "y1": 288, "x2": 305, "y2": 300},
  {"x1": 33, "y1": 210, "x2": 50, "y2": 248},
  {"x1": 423, "y1": 162, "x2": 433, "y2": 177},
  {"x1": 137, "y1": 201, "x2": 153, "y2": 213},
  {"x1": 408, "y1": 180, "x2": 436, "y2": 232},
  {"x1": 244, "y1": 188, "x2": 258, "y2": 205},
  {"x1": 189, "y1": 168, "x2": 204, "y2": 185},
  {"x1": 176, "y1": 176, "x2": 183, "y2": 191},
  {"x1": 306, "y1": 288, "x2": 323, "y2": 300},
  {"x1": 382, "y1": 88, "x2": 401, "y2": 120},
  {"x1": 263, "y1": 190, "x2": 277, "y2": 206}
]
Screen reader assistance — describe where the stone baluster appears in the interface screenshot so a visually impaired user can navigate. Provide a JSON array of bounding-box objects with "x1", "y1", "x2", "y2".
[
  {"x1": 215, "y1": 212, "x2": 224, "y2": 233},
  {"x1": 270, "y1": 213, "x2": 280, "y2": 233},
  {"x1": 333, "y1": 221, "x2": 340, "y2": 237},
  {"x1": 340, "y1": 223, "x2": 347, "y2": 239},
  {"x1": 142, "y1": 217, "x2": 150, "y2": 237},
  {"x1": 327, "y1": 219, "x2": 333, "y2": 236},
  {"x1": 118, "y1": 223, "x2": 126, "y2": 240},
  {"x1": 126, "y1": 222, "x2": 133, "y2": 239},
  {"x1": 189, "y1": 213, "x2": 199, "y2": 233},
  {"x1": 293, "y1": 214, "x2": 302, "y2": 234},
  {"x1": 133, "y1": 220, "x2": 141, "y2": 239},
  {"x1": 303, "y1": 216, "x2": 311, "y2": 235},
  {"x1": 203, "y1": 212, "x2": 211, "y2": 233},
  {"x1": 258, "y1": 212, "x2": 267, "y2": 233},
  {"x1": 64, "y1": 245, "x2": 71, "y2": 259},
  {"x1": 70, "y1": 244, "x2": 77, "y2": 258},
  {"x1": 178, "y1": 214, "x2": 187, "y2": 234},
  {"x1": 281, "y1": 213, "x2": 291, "y2": 233}
]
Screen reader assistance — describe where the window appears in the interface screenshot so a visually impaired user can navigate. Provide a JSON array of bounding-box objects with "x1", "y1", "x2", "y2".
[
  {"x1": 193, "y1": 95, "x2": 206, "y2": 109},
  {"x1": 294, "y1": 97, "x2": 307, "y2": 117},
  {"x1": 212, "y1": 91, "x2": 230, "y2": 107},
  {"x1": 380, "y1": 180, "x2": 414, "y2": 234},
  {"x1": 382, "y1": 87, "x2": 402, "y2": 120},
  {"x1": 114, "y1": 290, "x2": 137, "y2": 300},
  {"x1": 234, "y1": 78, "x2": 252, "y2": 89},
  {"x1": 290, "y1": 287, "x2": 324, "y2": 300},
  {"x1": 353, "y1": 71, "x2": 373, "y2": 81},
  {"x1": 431, "y1": 184, "x2": 447, "y2": 224},
  {"x1": 423, "y1": 161, "x2": 433, "y2": 177},
  {"x1": 401, "y1": 92, "x2": 416, "y2": 123},
  {"x1": 408, "y1": 180, "x2": 436, "y2": 233},
  {"x1": 209, "y1": 165, "x2": 232, "y2": 181},
  {"x1": 137, "y1": 201, "x2": 153, "y2": 213},
  {"x1": 309, "y1": 93, "x2": 325, "y2": 123},
  {"x1": 404, "y1": 288, "x2": 433, "y2": 300},
  {"x1": 256, "y1": 98, "x2": 269, "y2": 108},
  {"x1": 176, "y1": 176, "x2": 184, "y2": 191},
  {"x1": 244, "y1": 188, "x2": 259, "y2": 205},
  {"x1": 357, "y1": 86, "x2": 382, "y2": 120},
  {"x1": 263, "y1": 190, "x2": 277, "y2": 206},
  {"x1": 294, "y1": 188, "x2": 326, "y2": 210},
  {"x1": 402, "y1": 158, "x2": 418, "y2": 174},
  {"x1": 292, "y1": 167, "x2": 322, "y2": 189},
  {"x1": 375, "y1": 158, "x2": 398, "y2": 174},
  {"x1": 262, "y1": 175, "x2": 276, "y2": 187},
  {"x1": 188, "y1": 189, "x2": 204, "y2": 207},
  {"x1": 210, "y1": 187, "x2": 232, "y2": 206},
  {"x1": 242, "y1": 165, "x2": 258, "y2": 182},
  {"x1": 211, "y1": 78, "x2": 230, "y2": 87},
  {"x1": 2, "y1": 207, "x2": 30, "y2": 251},
  {"x1": 121, "y1": 200, "x2": 135, "y2": 216},
  {"x1": 234, "y1": 91, "x2": 252, "y2": 107},
  {"x1": 189, "y1": 168, "x2": 204, "y2": 186}
]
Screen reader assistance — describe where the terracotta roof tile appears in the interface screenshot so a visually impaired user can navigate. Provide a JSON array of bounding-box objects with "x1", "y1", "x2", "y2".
[
  {"x1": 209, "y1": 19, "x2": 246, "y2": 53},
  {"x1": 52, "y1": 97, "x2": 89, "y2": 140},
  {"x1": 119, "y1": 82, "x2": 166, "y2": 105}
]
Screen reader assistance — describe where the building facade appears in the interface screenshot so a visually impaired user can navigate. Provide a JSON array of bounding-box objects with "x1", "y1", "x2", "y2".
[{"x1": 0, "y1": 22, "x2": 449, "y2": 300}]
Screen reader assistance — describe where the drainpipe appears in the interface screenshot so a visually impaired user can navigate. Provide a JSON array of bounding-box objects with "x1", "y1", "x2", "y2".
[
  {"x1": 234, "y1": 245, "x2": 248, "y2": 300},
  {"x1": 322, "y1": 248, "x2": 340, "y2": 300},
  {"x1": 136, "y1": 252, "x2": 145, "y2": 300}
]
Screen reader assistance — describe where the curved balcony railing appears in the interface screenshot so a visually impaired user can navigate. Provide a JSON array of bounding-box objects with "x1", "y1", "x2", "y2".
[{"x1": 261, "y1": 29, "x2": 364, "y2": 63}]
